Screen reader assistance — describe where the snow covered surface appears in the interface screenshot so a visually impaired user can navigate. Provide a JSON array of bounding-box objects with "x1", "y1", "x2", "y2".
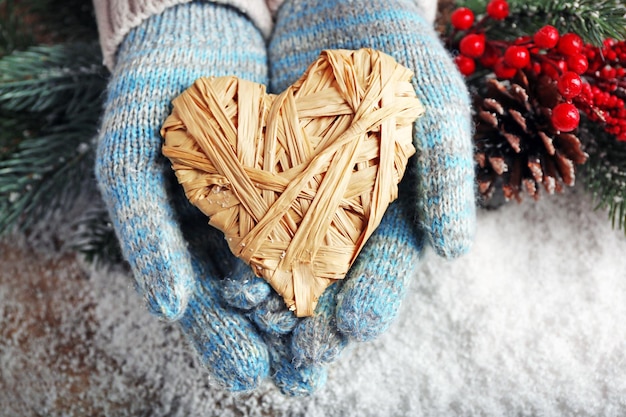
[{"x1": 2, "y1": 188, "x2": 626, "y2": 416}]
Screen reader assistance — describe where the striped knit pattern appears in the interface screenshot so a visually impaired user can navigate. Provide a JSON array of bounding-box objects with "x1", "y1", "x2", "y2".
[
  {"x1": 336, "y1": 190, "x2": 426, "y2": 341},
  {"x1": 268, "y1": 0, "x2": 437, "y2": 25},
  {"x1": 220, "y1": 274, "x2": 272, "y2": 311},
  {"x1": 95, "y1": 3, "x2": 271, "y2": 391},
  {"x1": 261, "y1": 0, "x2": 475, "y2": 366},
  {"x1": 179, "y1": 254, "x2": 270, "y2": 392}
]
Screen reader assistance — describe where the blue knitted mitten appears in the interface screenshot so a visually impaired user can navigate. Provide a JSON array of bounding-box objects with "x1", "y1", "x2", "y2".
[
  {"x1": 217, "y1": 0, "x2": 476, "y2": 387},
  {"x1": 94, "y1": 2, "x2": 318, "y2": 392},
  {"x1": 271, "y1": 0, "x2": 475, "y2": 359}
]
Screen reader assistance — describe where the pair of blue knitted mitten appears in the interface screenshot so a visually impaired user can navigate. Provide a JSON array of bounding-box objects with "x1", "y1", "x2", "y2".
[{"x1": 95, "y1": 0, "x2": 475, "y2": 396}]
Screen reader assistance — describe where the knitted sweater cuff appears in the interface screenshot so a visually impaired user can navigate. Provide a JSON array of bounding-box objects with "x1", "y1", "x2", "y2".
[
  {"x1": 266, "y1": 0, "x2": 437, "y2": 24},
  {"x1": 94, "y1": 0, "x2": 272, "y2": 70}
]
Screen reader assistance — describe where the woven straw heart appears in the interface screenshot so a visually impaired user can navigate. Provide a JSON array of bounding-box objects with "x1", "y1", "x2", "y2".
[{"x1": 161, "y1": 49, "x2": 424, "y2": 317}]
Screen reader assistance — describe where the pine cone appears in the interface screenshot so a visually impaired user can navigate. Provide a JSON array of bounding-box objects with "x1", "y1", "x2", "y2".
[{"x1": 474, "y1": 72, "x2": 588, "y2": 205}]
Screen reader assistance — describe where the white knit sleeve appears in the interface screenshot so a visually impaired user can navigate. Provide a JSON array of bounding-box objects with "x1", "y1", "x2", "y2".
[
  {"x1": 94, "y1": 0, "x2": 272, "y2": 70},
  {"x1": 414, "y1": 0, "x2": 437, "y2": 24}
]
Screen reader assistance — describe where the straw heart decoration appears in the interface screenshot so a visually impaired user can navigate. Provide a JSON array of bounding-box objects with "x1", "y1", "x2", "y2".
[{"x1": 161, "y1": 48, "x2": 424, "y2": 317}]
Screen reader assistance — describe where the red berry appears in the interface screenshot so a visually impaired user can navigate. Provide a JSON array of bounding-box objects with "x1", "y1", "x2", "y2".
[
  {"x1": 606, "y1": 50, "x2": 618, "y2": 61},
  {"x1": 486, "y1": 0, "x2": 509, "y2": 20},
  {"x1": 479, "y1": 46, "x2": 500, "y2": 68},
  {"x1": 533, "y1": 25, "x2": 559, "y2": 49},
  {"x1": 459, "y1": 33, "x2": 485, "y2": 58},
  {"x1": 567, "y1": 53, "x2": 589, "y2": 74},
  {"x1": 604, "y1": 38, "x2": 616, "y2": 48},
  {"x1": 586, "y1": 49, "x2": 596, "y2": 60},
  {"x1": 541, "y1": 62, "x2": 557, "y2": 79},
  {"x1": 558, "y1": 72, "x2": 583, "y2": 99},
  {"x1": 545, "y1": 59, "x2": 568, "y2": 77},
  {"x1": 455, "y1": 55, "x2": 476, "y2": 76},
  {"x1": 558, "y1": 33, "x2": 583, "y2": 56},
  {"x1": 494, "y1": 59, "x2": 517, "y2": 79},
  {"x1": 551, "y1": 103, "x2": 580, "y2": 132},
  {"x1": 600, "y1": 66, "x2": 616, "y2": 79},
  {"x1": 504, "y1": 46, "x2": 530, "y2": 68},
  {"x1": 451, "y1": 7, "x2": 475, "y2": 30},
  {"x1": 514, "y1": 36, "x2": 532, "y2": 45}
]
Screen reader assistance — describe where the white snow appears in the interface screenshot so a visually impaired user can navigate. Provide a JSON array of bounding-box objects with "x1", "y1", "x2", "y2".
[{"x1": 2, "y1": 187, "x2": 626, "y2": 416}]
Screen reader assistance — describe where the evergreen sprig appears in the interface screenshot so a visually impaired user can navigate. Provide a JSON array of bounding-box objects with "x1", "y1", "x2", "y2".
[
  {"x1": 457, "y1": 0, "x2": 626, "y2": 46},
  {"x1": 0, "y1": 0, "x2": 122, "y2": 263},
  {"x1": 583, "y1": 127, "x2": 626, "y2": 234},
  {"x1": 0, "y1": 42, "x2": 108, "y2": 234},
  {"x1": 0, "y1": 43, "x2": 107, "y2": 113},
  {"x1": 0, "y1": 109, "x2": 96, "y2": 232}
]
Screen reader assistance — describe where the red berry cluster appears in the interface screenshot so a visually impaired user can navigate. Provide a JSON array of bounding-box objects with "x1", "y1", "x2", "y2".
[
  {"x1": 450, "y1": 0, "x2": 586, "y2": 133},
  {"x1": 573, "y1": 39, "x2": 626, "y2": 141},
  {"x1": 449, "y1": 1, "x2": 626, "y2": 141}
]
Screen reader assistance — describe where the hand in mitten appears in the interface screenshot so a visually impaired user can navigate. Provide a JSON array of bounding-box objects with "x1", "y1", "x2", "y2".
[
  {"x1": 95, "y1": 2, "x2": 325, "y2": 393},
  {"x1": 218, "y1": 0, "x2": 476, "y2": 390}
]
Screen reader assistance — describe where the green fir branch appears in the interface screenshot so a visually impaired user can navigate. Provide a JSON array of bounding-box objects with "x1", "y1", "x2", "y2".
[
  {"x1": 0, "y1": 1, "x2": 124, "y2": 264},
  {"x1": 0, "y1": 42, "x2": 107, "y2": 235},
  {"x1": 0, "y1": 43, "x2": 107, "y2": 113},
  {"x1": 512, "y1": 0, "x2": 626, "y2": 46},
  {"x1": 0, "y1": 114, "x2": 97, "y2": 233},
  {"x1": 456, "y1": 0, "x2": 626, "y2": 45},
  {"x1": 582, "y1": 125, "x2": 626, "y2": 234}
]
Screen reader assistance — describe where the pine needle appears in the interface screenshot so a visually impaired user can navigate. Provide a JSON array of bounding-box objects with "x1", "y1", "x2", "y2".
[
  {"x1": 0, "y1": 43, "x2": 107, "y2": 113},
  {"x1": 0, "y1": 42, "x2": 107, "y2": 235},
  {"x1": 0, "y1": 0, "x2": 122, "y2": 264},
  {"x1": 582, "y1": 125, "x2": 626, "y2": 234},
  {"x1": 456, "y1": 0, "x2": 626, "y2": 46}
]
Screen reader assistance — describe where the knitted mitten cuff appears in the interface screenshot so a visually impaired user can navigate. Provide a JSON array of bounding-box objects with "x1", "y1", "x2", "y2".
[
  {"x1": 94, "y1": 0, "x2": 272, "y2": 69},
  {"x1": 266, "y1": 0, "x2": 437, "y2": 23}
]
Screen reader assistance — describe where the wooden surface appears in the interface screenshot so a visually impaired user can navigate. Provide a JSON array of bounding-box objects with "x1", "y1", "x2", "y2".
[{"x1": 0, "y1": 243, "x2": 127, "y2": 415}]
